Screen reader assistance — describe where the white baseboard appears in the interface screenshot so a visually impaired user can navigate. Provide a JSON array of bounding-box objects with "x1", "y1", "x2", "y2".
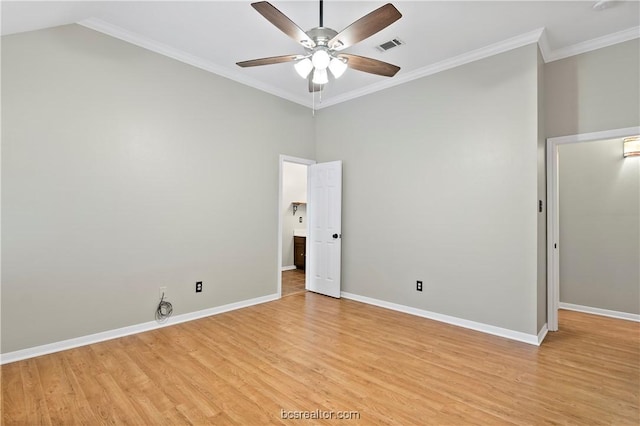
[
  {"x1": 341, "y1": 292, "x2": 541, "y2": 346},
  {"x1": 559, "y1": 302, "x2": 640, "y2": 322},
  {"x1": 537, "y1": 324, "x2": 549, "y2": 345},
  {"x1": 0, "y1": 293, "x2": 279, "y2": 365},
  {"x1": 281, "y1": 265, "x2": 297, "y2": 271}
]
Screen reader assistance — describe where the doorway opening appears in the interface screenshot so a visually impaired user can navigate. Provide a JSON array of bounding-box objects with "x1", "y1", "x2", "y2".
[
  {"x1": 278, "y1": 155, "x2": 315, "y2": 298},
  {"x1": 546, "y1": 126, "x2": 640, "y2": 331}
]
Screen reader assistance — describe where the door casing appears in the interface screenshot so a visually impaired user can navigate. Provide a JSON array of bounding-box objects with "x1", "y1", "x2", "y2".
[
  {"x1": 277, "y1": 155, "x2": 315, "y2": 298},
  {"x1": 546, "y1": 126, "x2": 640, "y2": 331}
]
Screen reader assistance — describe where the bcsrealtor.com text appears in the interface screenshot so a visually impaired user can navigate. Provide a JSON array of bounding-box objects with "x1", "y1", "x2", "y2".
[{"x1": 281, "y1": 409, "x2": 361, "y2": 420}]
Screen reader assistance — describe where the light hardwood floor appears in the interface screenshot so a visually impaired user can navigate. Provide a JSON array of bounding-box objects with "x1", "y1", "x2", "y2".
[
  {"x1": 282, "y1": 269, "x2": 306, "y2": 297},
  {"x1": 2, "y1": 293, "x2": 639, "y2": 425}
]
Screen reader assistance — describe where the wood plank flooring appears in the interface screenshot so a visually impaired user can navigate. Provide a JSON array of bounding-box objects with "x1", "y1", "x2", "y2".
[
  {"x1": 2, "y1": 293, "x2": 639, "y2": 425},
  {"x1": 282, "y1": 269, "x2": 306, "y2": 297}
]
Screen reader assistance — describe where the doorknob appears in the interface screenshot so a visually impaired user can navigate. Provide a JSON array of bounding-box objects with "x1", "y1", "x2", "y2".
[{"x1": 332, "y1": 233, "x2": 339, "y2": 239}]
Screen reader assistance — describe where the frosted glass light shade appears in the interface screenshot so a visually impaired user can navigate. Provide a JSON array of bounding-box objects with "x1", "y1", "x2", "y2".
[
  {"x1": 311, "y1": 50, "x2": 331, "y2": 70},
  {"x1": 623, "y1": 136, "x2": 640, "y2": 158},
  {"x1": 294, "y1": 58, "x2": 313, "y2": 79},
  {"x1": 328, "y1": 57, "x2": 347, "y2": 78},
  {"x1": 312, "y1": 68, "x2": 328, "y2": 85}
]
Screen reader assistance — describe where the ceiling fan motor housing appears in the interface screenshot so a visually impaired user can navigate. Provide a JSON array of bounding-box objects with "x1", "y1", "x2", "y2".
[
  {"x1": 237, "y1": 1, "x2": 403, "y2": 91},
  {"x1": 306, "y1": 27, "x2": 339, "y2": 49}
]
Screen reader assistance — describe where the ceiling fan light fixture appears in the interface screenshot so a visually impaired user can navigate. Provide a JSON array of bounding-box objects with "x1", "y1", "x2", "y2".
[
  {"x1": 239, "y1": 1, "x2": 403, "y2": 93},
  {"x1": 328, "y1": 57, "x2": 348, "y2": 79},
  {"x1": 294, "y1": 57, "x2": 313, "y2": 78},
  {"x1": 312, "y1": 68, "x2": 328, "y2": 85},
  {"x1": 311, "y1": 49, "x2": 331, "y2": 70}
]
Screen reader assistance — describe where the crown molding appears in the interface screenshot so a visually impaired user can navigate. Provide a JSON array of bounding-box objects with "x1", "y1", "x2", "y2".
[
  {"x1": 537, "y1": 27, "x2": 552, "y2": 62},
  {"x1": 315, "y1": 28, "x2": 545, "y2": 109},
  {"x1": 78, "y1": 18, "x2": 313, "y2": 109},
  {"x1": 78, "y1": 18, "x2": 638, "y2": 110},
  {"x1": 544, "y1": 26, "x2": 640, "y2": 63}
]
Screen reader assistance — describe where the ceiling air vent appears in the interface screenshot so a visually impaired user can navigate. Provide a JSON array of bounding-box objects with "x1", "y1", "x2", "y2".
[{"x1": 376, "y1": 38, "x2": 404, "y2": 52}]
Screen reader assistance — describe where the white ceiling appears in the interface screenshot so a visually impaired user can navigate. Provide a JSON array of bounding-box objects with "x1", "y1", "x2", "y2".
[{"x1": 2, "y1": 1, "x2": 639, "y2": 108}]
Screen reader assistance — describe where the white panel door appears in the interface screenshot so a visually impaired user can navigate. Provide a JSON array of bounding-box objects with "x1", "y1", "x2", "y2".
[{"x1": 307, "y1": 161, "x2": 342, "y2": 298}]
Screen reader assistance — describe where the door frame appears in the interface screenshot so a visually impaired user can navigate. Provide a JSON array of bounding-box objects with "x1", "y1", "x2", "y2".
[
  {"x1": 277, "y1": 155, "x2": 316, "y2": 298},
  {"x1": 546, "y1": 126, "x2": 639, "y2": 331}
]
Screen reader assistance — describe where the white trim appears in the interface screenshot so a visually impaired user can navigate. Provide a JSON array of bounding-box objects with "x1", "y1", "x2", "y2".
[
  {"x1": 281, "y1": 265, "x2": 297, "y2": 272},
  {"x1": 548, "y1": 127, "x2": 640, "y2": 146},
  {"x1": 0, "y1": 293, "x2": 278, "y2": 365},
  {"x1": 78, "y1": 18, "x2": 312, "y2": 109},
  {"x1": 537, "y1": 27, "x2": 552, "y2": 63},
  {"x1": 277, "y1": 155, "x2": 315, "y2": 299},
  {"x1": 77, "y1": 18, "x2": 639, "y2": 110},
  {"x1": 341, "y1": 292, "x2": 541, "y2": 346},
  {"x1": 537, "y1": 324, "x2": 549, "y2": 345},
  {"x1": 316, "y1": 28, "x2": 544, "y2": 109},
  {"x1": 546, "y1": 126, "x2": 640, "y2": 332},
  {"x1": 546, "y1": 136, "x2": 560, "y2": 331},
  {"x1": 545, "y1": 26, "x2": 640, "y2": 63},
  {"x1": 560, "y1": 303, "x2": 640, "y2": 322},
  {"x1": 79, "y1": 17, "x2": 540, "y2": 111}
]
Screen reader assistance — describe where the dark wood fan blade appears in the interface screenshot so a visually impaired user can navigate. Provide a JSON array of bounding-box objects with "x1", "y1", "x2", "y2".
[
  {"x1": 308, "y1": 75, "x2": 324, "y2": 92},
  {"x1": 252, "y1": 2, "x2": 316, "y2": 49},
  {"x1": 236, "y1": 54, "x2": 301, "y2": 67},
  {"x1": 339, "y1": 54, "x2": 400, "y2": 77},
  {"x1": 328, "y1": 3, "x2": 401, "y2": 51}
]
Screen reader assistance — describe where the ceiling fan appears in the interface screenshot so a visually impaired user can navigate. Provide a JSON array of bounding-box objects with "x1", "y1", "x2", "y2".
[{"x1": 237, "y1": 1, "x2": 402, "y2": 92}]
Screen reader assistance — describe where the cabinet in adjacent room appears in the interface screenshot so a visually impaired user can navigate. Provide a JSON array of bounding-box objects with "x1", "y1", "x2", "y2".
[{"x1": 294, "y1": 236, "x2": 306, "y2": 270}]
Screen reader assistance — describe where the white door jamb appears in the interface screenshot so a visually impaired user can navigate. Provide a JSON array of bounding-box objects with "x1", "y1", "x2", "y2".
[
  {"x1": 277, "y1": 155, "x2": 316, "y2": 298},
  {"x1": 546, "y1": 126, "x2": 639, "y2": 331}
]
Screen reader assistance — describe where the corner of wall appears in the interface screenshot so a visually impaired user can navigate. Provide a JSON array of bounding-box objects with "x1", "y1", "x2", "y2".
[{"x1": 537, "y1": 47, "x2": 548, "y2": 332}]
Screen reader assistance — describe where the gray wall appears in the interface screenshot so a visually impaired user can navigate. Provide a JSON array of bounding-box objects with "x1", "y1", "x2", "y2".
[
  {"x1": 558, "y1": 138, "x2": 639, "y2": 314},
  {"x1": 4, "y1": 22, "x2": 638, "y2": 354},
  {"x1": 316, "y1": 44, "x2": 541, "y2": 335},
  {"x1": 1, "y1": 25, "x2": 314, "y2": 352},
  {"x1": 545, "y1": 39, "x2": 640, "y2": 138},
  {"x1": 546, "y1": 39, "x2": 640, "y2": 317}
]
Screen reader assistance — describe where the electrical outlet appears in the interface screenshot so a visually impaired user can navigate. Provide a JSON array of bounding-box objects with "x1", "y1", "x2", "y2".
[
  {"x1": 196, "y1": 281, "x2": 203, "y2": 293},
  {"x1": 416, "y1": 281, "x2": 423, "y2": 292},
  {"x1": 159, "y1": 286, "x2": 168, "y2": 299}
]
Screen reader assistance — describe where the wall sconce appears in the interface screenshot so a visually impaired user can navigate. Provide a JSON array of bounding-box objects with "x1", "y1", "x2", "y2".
[{"x1": 623, "y1": 136, "x2": 640, "y2": 158}]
